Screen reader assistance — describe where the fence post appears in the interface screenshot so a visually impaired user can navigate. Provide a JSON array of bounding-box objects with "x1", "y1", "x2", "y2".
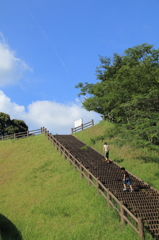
[
  {"x1": 138, "y1": 218, "x2": 144, "y2": 240},
  {"x1": 45, "y1": 129, "x2": 47, "y2": 136},
  {"x1": 96, "y1": 177, "x2": 99, "y2": 194},
  {"x1": 71, "y1": 128, "x2": 74, "y2": 134},
  {"x1": 92, "y1": 119, "x2": 94, "y2": 126},
  {"x1": 27, "y1": 131, "x2": 29, "y2": 137},
  {"x1": 52, "y1": 139, "x2": 54, "y2": 147},
  {"x1": 88, "y1": 172, "x2": 91, "y2": 186},
  {"x1": 107, "y1": 188, "x2": 110, "y2": 207},
  {"x1": 120, "y1": 201, "x2": 125, "y2": 224},
  {"x1": 46, "y1": 130, "x2": 49, "y2": 138},
  {"x1": 68, "y1": 154, "x2": 71, "y2": 165},
  {"x1": 14, "y1": 133, "x2": 16, "y2": 139},
  {"x1": 2, "y1": 135, "x2": 3, "y2": 140},
  {"x1": 80, "y1": 164, "x2": 83, "y2": 179},
  {"x1": 69, "y1": 159, "x2": 72, "y2": 165},
  {"x1": 63, "y1": 151, "x2": 67, "y2": 160},
  {"x1": 52, "y1": 138, "x2": 56, "y2": 147},
  {"x1": 74, "y1": 158, "x2": 76, "y2": 170},
  {"x1": 81, "y1": 124, "x2": 83, "y2": 131},
  {"x1": 58, "y1": 145, "x2": 62, "y2": 155},
  {"x1": 60, "y1": 149, "x2": 62, "y2": 156}
]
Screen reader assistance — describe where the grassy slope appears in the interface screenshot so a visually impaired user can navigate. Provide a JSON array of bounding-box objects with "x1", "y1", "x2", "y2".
[
  {"x1": 0, "y1": 134, "x2": 154, "y2": 240},
  {"x1": 74, "y1": 120, "x2": 159, "y2": 191}
]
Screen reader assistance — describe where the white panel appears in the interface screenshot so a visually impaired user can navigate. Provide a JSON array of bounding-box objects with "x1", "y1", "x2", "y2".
[{"x1": 74, "y1": 118, "x2": 83, "y2": 128}]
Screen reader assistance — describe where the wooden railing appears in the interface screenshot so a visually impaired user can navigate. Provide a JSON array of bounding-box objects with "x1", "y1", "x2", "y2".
[
  {"x1": 0, "y1": 128, "x2": 43, "y2": 140},
  {"x1": 71, "y1": 119, "x2": 94, "y2": 133},
  {"x1": 43, "y1": 128, "x2": 144, "y2": 240}
]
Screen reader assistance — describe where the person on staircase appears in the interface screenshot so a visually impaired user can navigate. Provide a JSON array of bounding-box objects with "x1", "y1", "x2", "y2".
[
  {"x1": 103, "y1": 142, "x2": 110, "y2": 163},
  {"x1": 121, "y1": 167, "x2": 133, "y2": 192}
]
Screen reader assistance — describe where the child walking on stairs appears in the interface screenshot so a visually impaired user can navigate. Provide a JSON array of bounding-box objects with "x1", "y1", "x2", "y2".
[{"x1": 121, "y1": 167, "x2": 133, "y2": 192}]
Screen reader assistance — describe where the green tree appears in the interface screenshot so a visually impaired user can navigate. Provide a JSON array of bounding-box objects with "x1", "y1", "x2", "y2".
[
  {"x1": 75, "y1": 43, "x2": 159, "y2": 144},
  {"x1": 0, "y1": 112, "x2": 28, "y2": 137},
  {"x1": 0, "y1": 112, "x2": 11, "y2": 136}
]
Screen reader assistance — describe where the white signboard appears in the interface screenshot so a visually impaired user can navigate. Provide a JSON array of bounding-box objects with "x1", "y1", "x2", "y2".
[{"x1": 74, "y1": 118, "x2": 83, "y2": 128}]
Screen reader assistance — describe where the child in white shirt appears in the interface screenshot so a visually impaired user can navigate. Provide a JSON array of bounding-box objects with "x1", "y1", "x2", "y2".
[{"x1": 103, "y1": 142, "x2": 110, "y2": 163}]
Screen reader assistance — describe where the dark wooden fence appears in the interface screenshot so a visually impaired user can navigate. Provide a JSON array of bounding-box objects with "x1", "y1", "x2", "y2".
[
  {"x1": 0, "y1": 128, "x2": 42, "y2": 140},
  {"x1": 42, "y1": 128, "x2": 144, "y2": 240},
  {"x1": 71, "y1": 119, "x2": 94, "y2": 133}
]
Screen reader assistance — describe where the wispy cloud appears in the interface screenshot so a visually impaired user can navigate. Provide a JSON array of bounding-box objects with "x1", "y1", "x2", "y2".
[{"x1": 23, "y1": 0, "x2": 68, "y2": 73}]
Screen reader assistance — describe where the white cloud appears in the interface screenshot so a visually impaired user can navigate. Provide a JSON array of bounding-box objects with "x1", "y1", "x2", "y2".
[
  {"x1": 0, "y1": 32, "x2": 32, "y2": 86},
  {"x1": 0, "y1": 90, "x2": 101, "y2": 134},
  {"x1": 0, "y1": 90, "x2": 25, "y2": 114}
]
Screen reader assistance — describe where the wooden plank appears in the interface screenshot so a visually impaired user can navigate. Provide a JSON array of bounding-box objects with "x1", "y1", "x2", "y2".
[
  {"x1": 98, "y1": 182, "x2": 108, "y2": 192},
  {"x1": 83, "y1": 120, "x2": 92, "y2": 125},
  {"x1": 15, "y1": 131, "x2": 27, "y2": 135},
  {"x1": 83, "y1": 122, "x2": 92, "y2": 126},
  {"x1": 83, "y1": 122, "x2": 92, "y2": 127},
  {"x1": 138, "y1": 218, "x2": 144, "y2": 240},
  {"x1": 29, "y1": 131, "x2": 41, "y2": 135},
  {"x1": 72, "y1": 126, "x2": 82, "y2": 131},
  {"x1": 15, "y1": 133, "x2": 27, "y2": 136},
  {"x1": 120, "y1": 201, "x2": 125, "y2": 224},
  {"x1": 88, "y1": 171, "x2": 97, "y2": 181},
  {"x1": 3, "y1": 135, "x2": 14, "y2": 139},
  {"x1": 29, "y1": 129, "x2": 41, "y2": 132}
]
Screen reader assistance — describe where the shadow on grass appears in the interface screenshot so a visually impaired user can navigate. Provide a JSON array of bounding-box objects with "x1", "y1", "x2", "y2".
[
  {"x1": 114, "y1": 159, "x2": 124, "y2": 163},
  {"x1": 155, "y1": 172, "x2": 159, "y2": 178},
  {"x1": 0, "y1": 214, "x2": 23, "y2": 240}
]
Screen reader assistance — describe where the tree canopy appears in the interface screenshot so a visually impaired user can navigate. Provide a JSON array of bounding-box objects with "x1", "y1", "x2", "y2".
[
  {"x1": 0, "y1": 112, "x2": 28, "y2": 137},
  {"x1": 75, "y1": 43, "x2": 159, "y2": 145}
]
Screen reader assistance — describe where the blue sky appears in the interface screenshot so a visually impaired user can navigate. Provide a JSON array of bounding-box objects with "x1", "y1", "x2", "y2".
[{"x1": 0, "y1": 0, "x2": 159, "y2": 133}]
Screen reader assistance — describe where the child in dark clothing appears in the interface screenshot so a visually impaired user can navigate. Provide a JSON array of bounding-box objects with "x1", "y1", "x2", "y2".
[{"x1": 121, "y1": 167, "x2": 133, "y2": 192}]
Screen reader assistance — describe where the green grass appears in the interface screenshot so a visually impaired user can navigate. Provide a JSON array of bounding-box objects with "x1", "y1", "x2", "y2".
[
  {"x1": 74, "y1": 120, "x2": 159, "y2": 191},
  {"x1": 0, "y1": 134, "x2": 154, "y2": 240}
]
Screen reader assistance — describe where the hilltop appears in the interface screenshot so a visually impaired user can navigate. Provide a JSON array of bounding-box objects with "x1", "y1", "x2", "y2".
[{"x1": 0, "y1": 133, "x2": 144, "y2": 240}]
